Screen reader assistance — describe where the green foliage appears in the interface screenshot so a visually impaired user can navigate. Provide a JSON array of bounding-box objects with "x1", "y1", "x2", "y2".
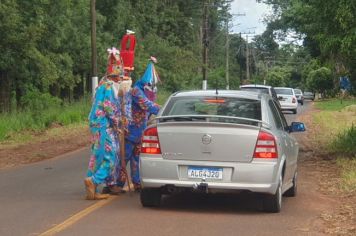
[
  {"x1": 261, "y1": 0, "x2": 356, "y2": 91},
  {"x1": 331, "y1": 125, "x2": 356, "y2": 158},
  {"x1": 307, "y1": 67, "x2": 333, "y2": 94},
  {"x1": 0, "y1": 0, "x2": 235, "y2": 112},
  {"x1": 137, "y1": 34, "x2": 201, "y2": 92},
  {"x1": 156, "y1": 89, "x2": 172, "y2": 106},
  {"x1": 20, "y1": 91, "x2": 62, "y2": 112},
  {"x1": 0, "y1": 98, "x2": 91, "y2": 141},
  {"x1": 266, "y1": 66, "x2": 292, "y2": 87},
  {"x1": 315, "y1": 99, "x2": 356, "y2": 111}
]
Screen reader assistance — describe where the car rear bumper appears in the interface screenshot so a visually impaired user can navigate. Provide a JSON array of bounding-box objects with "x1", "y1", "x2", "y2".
[
  {"x1": 140, "y1": 156, "x2": 280, "y2": 194},
  {"x1": 280, "y1": 103, "x2": 298, "y2": 110}
]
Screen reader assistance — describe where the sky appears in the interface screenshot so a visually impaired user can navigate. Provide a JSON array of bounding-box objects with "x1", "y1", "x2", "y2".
[{"x1": 230, "y1": 0, "x2": 272, "y2": 36}]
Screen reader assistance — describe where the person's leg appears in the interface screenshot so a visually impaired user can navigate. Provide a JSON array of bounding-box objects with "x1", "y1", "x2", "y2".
[
  {"x1": 102, "y1": 134, "x2": 125, "y2": 194},
  {"x1": 130, "y1": 143, "x2": 141, "y2": 190},
  {"x1": 85, "y1": 130, "x2": 115, "y2": 200}
]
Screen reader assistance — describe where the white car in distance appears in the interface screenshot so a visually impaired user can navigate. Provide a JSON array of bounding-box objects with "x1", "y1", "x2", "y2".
[{"x1": 275, "y1": 87, "x2": 298, "y2": 114}]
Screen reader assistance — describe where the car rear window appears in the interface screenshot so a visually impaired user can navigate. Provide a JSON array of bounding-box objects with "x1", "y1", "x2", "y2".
[
  {"x1": 162, "y1": 96, "x2": 261, "y2": 120},
  {"x1": 240, "y1": 87, "x2": 269, "y2": 94},
  {"x1": 294, "y1": 89, "x2": 302, "y2": 94},
  {"x1": 275, "y1": 88, "x2": 293, "y2": 95}
]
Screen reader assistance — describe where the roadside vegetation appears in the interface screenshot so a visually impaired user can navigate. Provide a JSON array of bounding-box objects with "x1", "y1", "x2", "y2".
[
  {"x1": 0, "y1": 95, "x2": 91, "y2": 142},
  {"x1": 1, "y1": 1, "x2": 355, "y2": 147},
  {"x1": 312, "y1": 98, "x2": 356, "y2": 192},
  {"x1": 0, "y1": 89, "x2": 171, "y2": 143}
]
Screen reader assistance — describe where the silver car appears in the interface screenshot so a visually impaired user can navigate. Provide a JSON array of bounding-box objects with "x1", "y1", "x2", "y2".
[{"x1": 139, "y1": 90, "x2": 305, "y2": 213}]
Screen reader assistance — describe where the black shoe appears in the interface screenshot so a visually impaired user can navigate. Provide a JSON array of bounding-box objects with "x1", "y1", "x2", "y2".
[
  {"x1": 102, "y1": 186, "x2": 126, "y2": 195},
  {"x1": 134, "y1": 183, "x2": 141, "y2": 192},
  {"x1": 101, "y1": 186, "x2": 111, "y2": 194}
]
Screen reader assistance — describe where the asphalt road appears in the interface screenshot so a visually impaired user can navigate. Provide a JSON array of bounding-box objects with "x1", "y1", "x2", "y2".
[{"x1": 0, "y1": 101, "x2": 327, "y2": 236}]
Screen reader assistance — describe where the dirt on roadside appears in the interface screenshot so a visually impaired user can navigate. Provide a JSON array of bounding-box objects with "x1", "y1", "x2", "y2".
[
  {"x1": 296, "y1": 106, "x2": 355, "y2": 235},
  {"x1": 0, "y1": 124, "x2": 90, "y2": 169}
]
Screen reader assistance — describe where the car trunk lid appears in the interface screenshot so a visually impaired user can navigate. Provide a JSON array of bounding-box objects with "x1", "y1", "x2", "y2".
[{"x1": 157, "y1": 122, "x2": 260, "y2": 163}]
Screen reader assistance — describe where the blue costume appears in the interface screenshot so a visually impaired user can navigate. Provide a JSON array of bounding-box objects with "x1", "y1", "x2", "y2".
[
  {"x1": 87, "y1": 78, "x2": 132, "y2": 186},
  {"x1": 117, "y1": 61, "x2": 160, "y2": 189},
  {"x1": 85, "y1": 48, "x2": 131, "y2": 200}
]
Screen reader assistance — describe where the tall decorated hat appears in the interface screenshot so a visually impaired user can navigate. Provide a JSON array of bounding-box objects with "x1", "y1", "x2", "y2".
[
  {"x1": 135, "y1": 56, "x2": 160, "y2": 101},
  {"x1": 120, "y1": 29, "x2": 136, "y2": 73},
  {"x1": 106, "y1": 47, "x2": 123, "y2": 79}
]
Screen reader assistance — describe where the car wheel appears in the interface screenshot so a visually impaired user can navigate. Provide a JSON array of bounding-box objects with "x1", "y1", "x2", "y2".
[
  {"x1": 284, "y1": 171, "x2": 297, "y2": 197},
  {"x1": 292, "y1": 109, "x2": 297, "y2": 114},
  {"x1": 140, "y1": 188, "x2": 161, "y2": 207},
  {"x1": 263, "y1": 175, "x2": 282, "y2": 213}
]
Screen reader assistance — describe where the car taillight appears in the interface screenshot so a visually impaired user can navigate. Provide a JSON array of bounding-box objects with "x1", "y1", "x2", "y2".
[
  {"x1": 141, "y1": 126, "x2": 161, "y2": 154},
  {"x1": 253, "y1": 131, "x2": 278, "y2": 158},
  {"x1": 292, "y1": 97, "x2": 296, "y2": 103}
]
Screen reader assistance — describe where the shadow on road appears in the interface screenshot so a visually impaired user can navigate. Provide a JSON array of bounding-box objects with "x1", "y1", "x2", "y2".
[{"x1": 156, "y1": 191, "x2": 266, "y2": 215}]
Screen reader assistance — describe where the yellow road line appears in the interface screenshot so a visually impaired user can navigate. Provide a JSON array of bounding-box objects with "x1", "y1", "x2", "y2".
[
  {"x1": 39, "y1": 184, "x2": 134, "y2": 236},
  {"x1": 39, "y1": 196, "x2": 117, "y2": 236}
]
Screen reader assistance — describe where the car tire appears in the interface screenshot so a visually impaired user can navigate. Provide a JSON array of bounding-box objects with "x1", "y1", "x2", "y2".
[
  {"x1": 263, "y1": 175, "x2": 282, "y2": 213},
  {"x1": 292, "y1": 109, "x2": 297, "y2": 114},
  {"x1": 140, "y1": 188, "x2": 161, "y2": 207},
  {"x1": 284, "y1": 172, "x2": 297, "y2": 197}
]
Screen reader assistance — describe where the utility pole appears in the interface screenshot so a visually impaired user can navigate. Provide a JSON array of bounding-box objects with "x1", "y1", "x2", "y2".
[
  {"x1": 225, "y1": 13, "x2": 245, "y2": 89},
  {"x1": 90, "y1": 0, "x2": 98, "y2": 96},
  {"x1": 246, "y1": 34, "x2": 250, "y2": 82},
  {"x1": 225, "y1": 19, "x2": 229, "y2": 90},
  {"x1": 239, "y1": 32, "x2": 243, "y2": 85},
  {"x1": 240, "y1": 30, "x2": 255, "y2": 82},
  {"x1": 202, "y1": 0, "x2": 209, "y2": 90}
]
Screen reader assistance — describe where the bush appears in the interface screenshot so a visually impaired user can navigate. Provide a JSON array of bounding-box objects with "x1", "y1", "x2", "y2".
[
  {"x1": 0, "y1": 97, "x2": 91, "y2": 141},
  {"x1": 21, "y1": 91, "x2": 62, "y2": 112},
  {"x1": 331, "y1": 125, "x2": 356, "y2": 157},
  {"x1": 307, "y1": 67, "x2": 333, "y2": 95}
]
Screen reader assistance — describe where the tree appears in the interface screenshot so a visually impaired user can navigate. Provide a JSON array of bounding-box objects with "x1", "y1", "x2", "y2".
[
  {"x1": 259, "y1": 0, "x2": 356, "y2": 88},
  {"x1": 307, "y1": 67, "x2": 333, "y2": 96},
  {"x1": 266, "y1": 66, "x2": 292, "y2": 87},
  {"x1": 0, "y1": 0, "x2": 234, "y2": 112}
]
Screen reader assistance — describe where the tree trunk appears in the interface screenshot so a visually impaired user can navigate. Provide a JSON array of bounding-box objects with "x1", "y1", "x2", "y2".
[{"x1": 0, "y1": 71, "x2": 11, "y2": 113}]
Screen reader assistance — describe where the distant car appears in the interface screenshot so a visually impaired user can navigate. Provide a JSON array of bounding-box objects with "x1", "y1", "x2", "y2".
[
  {"x1": 294, "y1": 89, "x2": 304, "y2": 105},
  {"x1": 139, "y1": 90, "x2": 306, "y2": 213},
  {"x1": 240, "y1": 84, "x2": 280, "y2": 107},
  {"x1": 303, "y1": 91, "x2": 315, "y2": 101},
  {"x1": 274, "y1": 87, "x2": 298, "y2": 114}
]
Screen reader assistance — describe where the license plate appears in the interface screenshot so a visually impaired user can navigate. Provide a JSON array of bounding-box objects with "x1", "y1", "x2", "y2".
[{"x1": 188, "y1": 167, "x2": 223, "y2": 180}]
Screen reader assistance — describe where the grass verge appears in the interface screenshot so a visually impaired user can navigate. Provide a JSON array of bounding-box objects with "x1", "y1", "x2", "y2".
[
  {"x1": 312, "y1": 98, "x2": 356, "y2": 193},
  {"x1": 0, "y1": 98, "x2": 91, "y2": 142},
  {"x1": 314, "y1": 98, "x2": 356, "y2": 111},
  {"x1": 336, "y1": 158, "x2": 356, "y2": 193}
]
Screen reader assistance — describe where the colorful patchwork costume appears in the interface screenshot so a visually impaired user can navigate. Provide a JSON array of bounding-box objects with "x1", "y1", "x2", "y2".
[
  {"x1": 84, "y1": 48, "x2": 131, "y2": 200},
  {"x1": 117, "y1": 59, "x2": 160, "y2": 190}
]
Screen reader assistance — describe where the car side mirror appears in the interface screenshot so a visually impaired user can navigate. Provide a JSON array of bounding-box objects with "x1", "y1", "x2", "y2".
[
  {"x1": 289, "y1": 122, "x2": 306, "y2": 132},
  {"x1": 278, "y1": 96, "x2": 283, "y2": 100}
]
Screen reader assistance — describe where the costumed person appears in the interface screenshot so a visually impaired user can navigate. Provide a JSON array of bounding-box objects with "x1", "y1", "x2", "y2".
[
  {"x1": 84, "y1": 47, "x2": 131, "y2": 200},
  {"x1": 116, "y1": 56, "x2": 161, "y2": 191}
]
